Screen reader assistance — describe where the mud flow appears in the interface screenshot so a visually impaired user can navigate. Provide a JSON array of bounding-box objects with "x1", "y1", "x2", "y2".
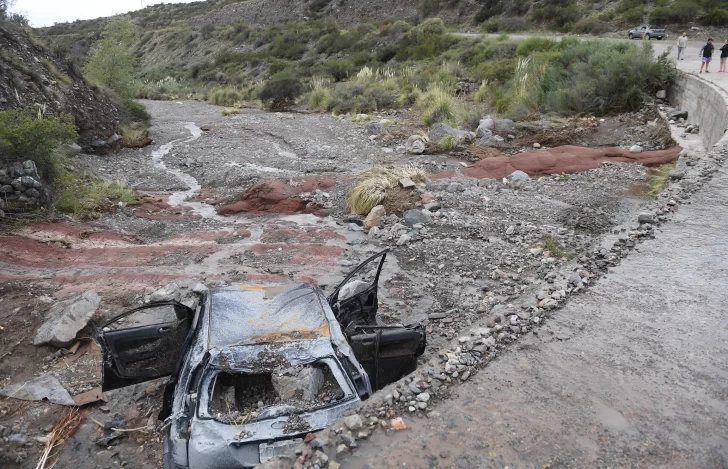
[{"x1": 208, "y1": 363, "x2": 344, "y2": 425}]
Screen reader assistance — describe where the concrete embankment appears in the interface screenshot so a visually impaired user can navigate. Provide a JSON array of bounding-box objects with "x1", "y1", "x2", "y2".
[{"x1": 670, "y1": 70, "x2": 728, "y2": 148}]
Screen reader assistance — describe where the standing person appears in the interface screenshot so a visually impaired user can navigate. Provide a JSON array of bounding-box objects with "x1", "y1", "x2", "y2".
[
  {"x1": 677, "y1": 32, "x2": 688, "y2": 60},
  {"x1": 700, "y1": 38, "x2": 714, "y2": 73},
  {"x1": 720, "y1": 39, "x2": 728, "y2": 72}
]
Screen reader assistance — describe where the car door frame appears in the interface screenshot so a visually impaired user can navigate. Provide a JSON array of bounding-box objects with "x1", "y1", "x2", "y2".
[
  {"x1": 327, "y1": 249, "x2": 388, "y2": 332},
  {"x1": 97, "y1": 300, "x2": 198, "y2": 394}
]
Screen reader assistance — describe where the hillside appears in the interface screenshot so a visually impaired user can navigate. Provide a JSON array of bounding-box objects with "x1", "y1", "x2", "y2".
[{"x1": 0, "y1": 23, "x2": 124, "y2": 147}]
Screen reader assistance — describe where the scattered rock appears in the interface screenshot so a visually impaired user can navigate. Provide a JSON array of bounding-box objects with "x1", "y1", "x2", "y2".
[
  {"x1": 343, "y1": 414, "x2": 363, "y2": 431},
  {"x1": 0, "y1": 373, "x2": 75, "y2": 406},
  {"x1": 33, "y1": 291, "x2": 100, "y2": 347},
  {"x1": 399, "y1": 177, "x2": 416, "y2": 189},
  {"x1": 365, "y1": 121, "x2": 383, "y2": 135},
  {"x1": 629, "y1": 145, "x2": 643, "y2": 153},
  {"x1": 655, "y1": 90, "x2": 667, "y2": 99},
  {"x1": 638, "y1": 212, "x2": 655, "y2": 224},
  {"x1": 669, "y1": 169, "x2": 685, "y2": 180},
  {"x1": 507, "y1": 170, "x2": 531, "y2": 182},
  {"x1": 403, "y1": 209, "x2": 433, "y2": 227},
  {"x1": 364, "y1": 205, "x2": 386, "y2": 230},
  {"x1": 405, "y1": 135, "x2": 427, "y2": 154},
  {"x1": 149, "y1": 283, "x2": 181, "y2": 303}
]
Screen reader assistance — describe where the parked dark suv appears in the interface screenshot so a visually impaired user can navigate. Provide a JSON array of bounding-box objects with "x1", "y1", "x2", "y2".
[
  {"x1": 628, "y1": 25, "x2": 667, "y2": 40},
  {"x1": 97, "y1": 249, "x2": 426, "y2": 469}
]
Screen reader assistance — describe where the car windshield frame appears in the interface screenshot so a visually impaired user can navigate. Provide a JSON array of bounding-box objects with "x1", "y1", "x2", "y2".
[{"x1": 195, "y1": 355, "x2": 356, "y2": 424}]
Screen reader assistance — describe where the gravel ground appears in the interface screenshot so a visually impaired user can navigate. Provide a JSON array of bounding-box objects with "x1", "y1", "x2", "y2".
[{"x1": 0, "y1": 98, "x2": 700, "y2": 469}]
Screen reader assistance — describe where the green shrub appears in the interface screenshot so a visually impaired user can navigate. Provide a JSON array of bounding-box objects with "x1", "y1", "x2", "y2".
[
  {"x1": 54, "y1": 168, "x2": 140, "y2": 220},
  {"x1": 259, "y1": 71, "x2": 302, "y2": 111},
  {"x1": 416, "y1": 86, "x2": 459, "y2": 126},
  {"x1": 574, "y1": 17, "x2": 610, "y2": 35},
  {"x1": 322, "y1": 59, "x2": 352, "y2": 82},
  {"x1": 516, "y1": 37, "x2": 556, "y2": 56},
  {"x1": 648, "y1": 1, "x2": 700, "y2": 24},
  {"x1": 0, "y1": 108, "x2": 78, "y2": 180},
  {"x1": 438, "y1": 134, "x2": 457, "y2": 151},
  {"x1": 703, "y1": 8, "x2": 728, "y2": 25},
  {"x1": 482, "y1": 19, "x2": 500, "y2": 33},
  {"x1": 209, "y1": 87, "x2": 243, "y2": 106},
  {"x1": 498, "y1": 17, "x2": 529, "y2": 32}
]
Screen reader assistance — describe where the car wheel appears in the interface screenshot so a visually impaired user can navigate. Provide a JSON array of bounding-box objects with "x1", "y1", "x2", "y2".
[
  {"x1": 646, "y1": 34, "x2": 651, "y2": 40},
  {"x1": 657, "y1": 36, "x2": 663, "y2": 40},
  {"x1": 629, "y1": 34, "x2": 633, "y2": 39}
]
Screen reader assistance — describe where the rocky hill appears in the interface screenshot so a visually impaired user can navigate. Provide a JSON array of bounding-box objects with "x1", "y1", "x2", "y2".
[{"x1": 0, "y1": 22, "x2": 124, "y2": 147}]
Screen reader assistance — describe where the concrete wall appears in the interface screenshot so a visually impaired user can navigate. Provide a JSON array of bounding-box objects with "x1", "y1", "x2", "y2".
[{"x1": 669, "y1": 72, "x2": 728, "y2": 148}]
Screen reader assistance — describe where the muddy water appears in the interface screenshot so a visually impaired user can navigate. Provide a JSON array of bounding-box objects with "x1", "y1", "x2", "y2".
[{"x1": 346, "y1": 163, "x2": 728, "y2": 468}]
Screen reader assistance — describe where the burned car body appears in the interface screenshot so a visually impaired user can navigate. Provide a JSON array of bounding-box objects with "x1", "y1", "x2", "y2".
[{"x1": 97, "y1": 250, "x2": 426, "y2": 468}]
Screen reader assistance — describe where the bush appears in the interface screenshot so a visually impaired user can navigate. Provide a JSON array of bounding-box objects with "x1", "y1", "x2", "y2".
[
  {"x1": 703, "y1": 8, "x2": 728, "y2": 25},
  {"x1": 348, "y1": 166, "x2": 427, "y2": 215},
  {"x1": 322, "y1": 59, "x2": 352, "y2": 82},
  {"x1": 499, "y1": 17, "x2": 529, "y2": 32},
  {"x1": 438, "y1": 135, "x2": 457, "y2": 151},
  {"x1": 54, "y1": 168, "x2": 140, "y2": 220},
  {"x1": 259, "y1": 71, "x2": 302, "y2": 111},
  {"x1": 574, "y1": 17, "x2": 610, "y2": 35},
  {"x1": 416, "y1": 86, "x2": 459, "y2": 126},
  {"x1": 0, "y1": 108, "x2": 78, "y2": 180},
  {"x1": 482, "y1": 19, "x2": 500, "y2": 33},
  {"x1": 119, "y1": 122, "x2": 149, "y2": 146},
  {"x1": 517, "y1": 37, "x2": 556, "y2": 56},
  {"x1": 209, "y1": 87, "x2": 243, "y2": 106}
]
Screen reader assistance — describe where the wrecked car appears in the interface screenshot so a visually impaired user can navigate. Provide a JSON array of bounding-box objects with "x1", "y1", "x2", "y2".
[{"x1": 96, "y1": 249, "x2": 426, "y2": 468}]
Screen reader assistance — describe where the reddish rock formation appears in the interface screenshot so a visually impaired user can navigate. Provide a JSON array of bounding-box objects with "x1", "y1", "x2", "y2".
[
  {"x1": 436, "y1": 145, "x2": 682, "y2": 180},
  {"x1": 217, "y1": 176, "x2": 335, "y2": 216}
]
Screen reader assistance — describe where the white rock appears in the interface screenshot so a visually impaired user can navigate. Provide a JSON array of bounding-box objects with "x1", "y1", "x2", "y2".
[
  {"x1": 629, "y1": 145, "x2": 643, "y2": 153},
  {"x1": 34, "y1": 291, "x2": 100, "y2": 347}
]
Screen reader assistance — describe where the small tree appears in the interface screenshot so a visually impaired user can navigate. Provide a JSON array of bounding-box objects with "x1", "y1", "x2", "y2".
[
  {"x1": 84, "y1": 17, "x2": 136, "y2": 97},
  {"x1": 0, "y1": 108, "x2": 78, "y2": 179},
  {"x1": 259, "y1": 71, "x2": 302, "y2": 111}
]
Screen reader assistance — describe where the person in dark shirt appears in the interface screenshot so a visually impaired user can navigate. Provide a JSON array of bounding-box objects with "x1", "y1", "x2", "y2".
[
  {"x1": 700, "y1": 38, "x2": 714, "y2": 73},
  {"x1": 720, "y1": 40, "x2": 728, "y2": 72}
]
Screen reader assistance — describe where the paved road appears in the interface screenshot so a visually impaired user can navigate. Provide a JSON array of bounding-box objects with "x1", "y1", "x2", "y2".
[{"x1": 348, "y1": 159, "x2": 728, "y2": 468}]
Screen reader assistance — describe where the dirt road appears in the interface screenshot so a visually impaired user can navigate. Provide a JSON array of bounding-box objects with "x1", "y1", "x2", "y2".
[{"x1": 343, "y1": 153, "x2": 728, "y2": 467}]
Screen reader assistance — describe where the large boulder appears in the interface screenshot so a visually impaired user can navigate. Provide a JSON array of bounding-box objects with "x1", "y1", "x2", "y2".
[
  {"x1": 272, "y1": 366, "x2": 324, "y2": 401},
  {"x1": 494, "y1": 119, "x2": 515, "y2": 131},
  {"x1": 34, "y1": 291, "x2": 101, "y2": 348}
]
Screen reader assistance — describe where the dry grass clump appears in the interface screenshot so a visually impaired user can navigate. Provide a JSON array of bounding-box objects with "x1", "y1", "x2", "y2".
[
  {"x1": 119, "y1": 122, "x2": 149, "y2": 146},
  {"x1": 348, "y1": 165, "x2": 427, "y2": 215},
  {"x1": 35, "y1": 408, "x2": 82, "y2": 469}
]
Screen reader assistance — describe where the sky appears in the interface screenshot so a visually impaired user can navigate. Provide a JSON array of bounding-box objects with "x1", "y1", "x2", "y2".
[{"x1": 14, "y1": 0, "x2": 199, "y2": 27}]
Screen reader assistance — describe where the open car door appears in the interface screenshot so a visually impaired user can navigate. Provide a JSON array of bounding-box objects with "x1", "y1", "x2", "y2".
[
  {"x1": 97, "y1": 301, "x2": 194, "y2": 392},
  {"x1": 348, "y1": 325, "x2": 426, "y2": 391},
  {"x1": 329, "y1": 249, "x2": 427, "y2": 391},
  {"x1": 328, "y1": 249, "x2": 387, "y2": 333}
]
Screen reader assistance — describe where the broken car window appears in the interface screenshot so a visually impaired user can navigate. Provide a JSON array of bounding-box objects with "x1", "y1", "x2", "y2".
[{"x1": 205, "y1": 361, "x2": 346, "y2": 425}]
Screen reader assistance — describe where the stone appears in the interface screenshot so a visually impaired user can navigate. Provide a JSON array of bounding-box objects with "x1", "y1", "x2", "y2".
[
  {"x1": 0, "y1": 184, "x2": 13, "y2": 193},
  {"x1": 428, "y1": 123, "x2": 457, "y2": 142},
  {"x1": 668, "y1": 109, "x2": 688, "y2": 121},
  {"x1": 0, "y1": 373, "x2": 75, "y2": 406},
  {"x1": 66, "y1": 143, "x2": 83, "y2": 153},
  {"x1": 405, "y1": 135, "x2": 427, "y2": 154},
  {"x1": 272, "y1": 367, "x2": 324, "y2": 401},
  {"x1": 339, "y1": 280, "x2": 370, "y2": 301},
  {"x1": 20, "y1": 176, "x2": 40, "y2": 188},
  {"x1": 309, "y1": 438, "x2": 326, "y2": 449},
  {"x1": 403, "y1": 209, "x2": 432, "y2": 227},
  {"x1": 368, "y1": 226, "x2": 380, "y2": 237},
  {"x1": 149, "y1": 283, "x2": 181, "y2": 303},
  {"x1": 494, "y1": 119, "x2": 515, "y2": 131},
  {"x1": 343, "y1": 414, "x2": 363, "y2": 431},
  {"x1": 533, "y1": 143, "x2": 541, "y2": 149},
  {"x1": 107, "y1": 133, "x2": 121, "y2": 145},
  {"x1": 348, "y1": 223, "x2": 363, "y2": 232},
  {"x1": 669, "y1": 170, "x2": 685, "y2": 180},
  {"x1": 655, "y1": 90, "x2": 667, "y2": 99},
  {"x1": 416, "y1": 392, "x2": 430, "y2": 402},
  {"x1": 629, "y1": 145, "x2": 643, "y2": 153},
  {"x1": 364, "y1": 205, "x2": 386, "y2": 230},
  {"x1": 399, "y1": 177, "x2": 416, "y2": 189},
  {"x1": 397, "y1": 234, "x2": 412, "y2": 246},
  {"x1": 424, "y1": 201, "x2": 442, "y2": 211},
  {"x1": 507, "y1": 170, "x2": 531, "y2": 182},
  {"x1": 477, "y1": 118, "x2": 495, "y2": 137},
  {"x1": 365, "y1": 121, "x2": 383, "y2": 135},
  {"x1": 445, "y1": 182, "x2": 463, "y2": 193},
  {"x1": 638, "y1": 212, "x2": 655, "y2": 224},
  {"x1": 33, "y1": 291, "x2": 100, "y2": 347},
  {"x1": 90, "y1": 138, "x2": 106, "y2": 148}
]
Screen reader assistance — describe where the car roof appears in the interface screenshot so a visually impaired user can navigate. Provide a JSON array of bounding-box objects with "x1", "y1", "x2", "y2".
[{"x1": 207, "y1": 283, "x2": 331, "y2": 348}]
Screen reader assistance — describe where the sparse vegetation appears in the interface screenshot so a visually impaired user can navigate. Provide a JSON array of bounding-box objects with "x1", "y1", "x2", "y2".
[
  {"x1": 542, "y1": 233, "x2": 575, "y2": 260},
  {"x1": 54, "y1": 166, "x2": 140, "y2": 219},
  {"x1": 84, "y1": 18, "x2": 136, "y2": 97},
  {"x1": 438, "y1": 134, "x2": 457, "y2": 151},
  {"x1": 348, "y1": 166, "x2": 427, "y2": 215},
  {"x1": 647, "y1": 162, "x2": 676, "y2": 197}
]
